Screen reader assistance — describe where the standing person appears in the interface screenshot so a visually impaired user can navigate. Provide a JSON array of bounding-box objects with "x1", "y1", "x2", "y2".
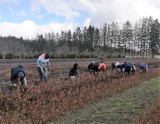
[
  {"x1": 10, "y1": 65, "x2": 27, "y2": 91},
  {"x1": 69, "y1": 63, "x2": 79, "y2": 81},
  {"x1": 138, "y1": 63, "x2": 148, "y2": 72},
  {"x1": 37, "y1": 53, "x2": 51, "y2": 83}
]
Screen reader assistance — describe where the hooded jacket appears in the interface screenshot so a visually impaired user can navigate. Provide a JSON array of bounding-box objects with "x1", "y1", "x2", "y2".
[
  {"x1": 10, "y1": 65, "x2": 25, "y2": 80},
  {"x1": 69, "y1": 63, "x2": 79, "y2": 76},
  {"x1": 37, "y1": 54, "x2": 50, "y2": 67}
]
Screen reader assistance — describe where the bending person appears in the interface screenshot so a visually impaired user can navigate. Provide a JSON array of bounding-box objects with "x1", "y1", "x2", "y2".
[
  {"x1": 69, "y1": 63, "x2": 79, "y2": 81},
  {"x1": 98, "y1": 63, "x2": 107, "y2": 75},
  {"x1": 138, "y1": 63, "x2": 148, "y2": 72},
  {"x1": 88, "y1": 61, "x2": 99, "y2": 76},
  {"x1": 10, "y1": 65, "x2": 27, "y2": 91}
]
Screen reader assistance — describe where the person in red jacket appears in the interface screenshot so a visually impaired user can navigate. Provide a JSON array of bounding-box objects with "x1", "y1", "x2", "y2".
[
  {"x1": 98, "y1": 63, "x2": 107, "y2": 75},
  {"x1": 88, "y1": 61, "x2": 107, "y2": 76}
]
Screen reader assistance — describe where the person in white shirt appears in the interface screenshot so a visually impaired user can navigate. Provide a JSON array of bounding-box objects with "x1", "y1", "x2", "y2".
[{"x1": 37, "y1": 53, "x2": 51, "y2": 83}]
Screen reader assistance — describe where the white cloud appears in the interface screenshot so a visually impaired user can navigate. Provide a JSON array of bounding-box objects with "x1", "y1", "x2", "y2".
[
  {"x1": 30, "y1": 0, "x2": 160, "y2": 27},
  {"x1": 35, "y1": 22, "x2": 78, "y2": 35},
  {"x1": 80, "y1": 0, "x2": 160, "y2": 27},
  {"x1": 0, "y1": 20, "x2": 37, "y2": 39},
  {"x1": 83, "y1": 18, "x2": 91, "y2": 27},
  {"x1": 0, "y1": 0, "x2": 160, "y2": 39},
  {"x1": 31, "y1": 0, "x2": 80, "y2": 21},
  {"x1": 0, "y1": 20, "x2": 77, "y2": 39}
]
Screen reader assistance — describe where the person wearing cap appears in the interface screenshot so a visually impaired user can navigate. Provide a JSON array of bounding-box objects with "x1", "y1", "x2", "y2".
[
  {"x1": 69, "y1": 63, "x2": 79, "y2": 81},
  {"x1": 37, "y1": 53, "x2": 51, "y2": 83},
  {"x1": 10, "y1": 65, "x2": 27, "y2": 90}
]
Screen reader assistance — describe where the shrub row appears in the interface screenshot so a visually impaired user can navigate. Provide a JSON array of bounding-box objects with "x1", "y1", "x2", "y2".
[
  {"x1": 0, "y1": 53, "x2": 125, "y2": 59},
  {"x1": 0, "y1": 67, "x2": 159, "y2": 123}
]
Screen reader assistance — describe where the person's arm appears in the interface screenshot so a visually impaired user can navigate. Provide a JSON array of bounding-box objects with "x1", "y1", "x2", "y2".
[
  {"x1": 20, "y1": 77, "x2": 27, "y2": 85},
  {"x1": 47, "y1": 61, "x2": 51, "y2": 68},
  {"x1": 45, "y1": 59, "x2": 51, "y2": 68},
  {"x1": 75, "y1": 69, "x2": 80, "y2": 78},
  {"x1": 69, "y1": 68, "x2": 73, "y2": 76},
  {"x1": 10, "y1": 72, "x2": 17, "y2": 83}
]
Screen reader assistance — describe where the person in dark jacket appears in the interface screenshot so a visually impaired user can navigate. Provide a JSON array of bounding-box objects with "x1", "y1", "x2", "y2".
[
  {"x1": 88, "y1": 61, "x2": 100, "y2": 76},
  {"x1": 116, "y1": 63, "x2": 126, "y2": 75},
  {"x1": 115, "y1": 61, "x2": 136, "y2": 76},
  {"x1": 69, "y1": 63, "x2": 79, "y2": 80},
  {"x1": 10, "y1": 65, "x2": 27, "y2": 91},
  {"x1": 123, "y1": 62, "x2": 136, "y2": 75}
]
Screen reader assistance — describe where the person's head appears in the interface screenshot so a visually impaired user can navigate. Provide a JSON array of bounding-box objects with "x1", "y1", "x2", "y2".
[
  {"x1": 99, "y1": 57, "x2": 103, "y2": 63},
  {"x1": 95, "y1": 61, "x2": 100, "y2": 67},
  {"x1": 111, "y1": 61, "x2": 116, "y2": 70},
  {"x1": 45, "y1": 53, "x2": 50, "y2": 59},
  {"x1": 124, "y1": 61, "x2": 127, "y2": 64},
  {"x1": 18, "y1": 72, "x2": 24, "y2": 79},
  {"x1": 73, "y1": 63, "x2": 78, "y2": 68},
  {"x1": 18, "y1": 65, "x2": 23, "y2": 69}
]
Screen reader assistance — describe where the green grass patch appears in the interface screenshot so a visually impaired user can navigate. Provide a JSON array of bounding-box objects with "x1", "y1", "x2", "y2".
[{"x1": 52, "y1": 77, "x2": 160, "y2": 124}]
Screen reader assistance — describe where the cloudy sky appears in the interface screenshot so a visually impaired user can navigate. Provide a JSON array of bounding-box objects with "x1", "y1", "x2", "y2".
[{"x1": 0, "y1": 0, "x2": 159, "y2": 39}]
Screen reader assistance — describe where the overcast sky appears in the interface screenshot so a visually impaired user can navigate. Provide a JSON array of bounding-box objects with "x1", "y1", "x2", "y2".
[{"x1": 0, "y1": 0, "x2": 159, "y2": 39}]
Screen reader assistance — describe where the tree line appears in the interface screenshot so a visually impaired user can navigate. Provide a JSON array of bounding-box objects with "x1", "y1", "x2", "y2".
[{"x1": 0, "y1": 16, "x2": 159, "y2": 59}]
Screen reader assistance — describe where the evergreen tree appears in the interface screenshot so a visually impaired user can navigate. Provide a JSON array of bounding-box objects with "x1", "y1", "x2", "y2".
[{"x1": 150, "y1": 19, "x2": 160, "y2": 58}]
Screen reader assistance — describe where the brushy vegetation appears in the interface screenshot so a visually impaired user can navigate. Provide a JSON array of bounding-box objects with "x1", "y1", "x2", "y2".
[
  {"x1": 54, "y1": 77, "x2": 160, "y2": 124},
  {"x1": 0, "y1": 65, "x2": 159, "y2": 123}
]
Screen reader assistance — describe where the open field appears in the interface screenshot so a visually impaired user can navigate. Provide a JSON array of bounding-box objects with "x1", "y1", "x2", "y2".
[
  {"x1": 0, "y1": 58, "x2": 159, "y2": 81},
  {"x1": 0, "y1": 58, "x2": 159, "y2": 123}
]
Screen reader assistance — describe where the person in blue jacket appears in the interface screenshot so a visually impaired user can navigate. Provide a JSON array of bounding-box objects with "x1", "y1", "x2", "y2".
[
  {"x1": 10, "y1": 65, "x2": 27, "y2": 91},
  {"x1": 138, "y1": 63, "x2": 148, "y2": 72},
  {"x1": 117, "y1": 61, "x2": 136, "y2": 76}
]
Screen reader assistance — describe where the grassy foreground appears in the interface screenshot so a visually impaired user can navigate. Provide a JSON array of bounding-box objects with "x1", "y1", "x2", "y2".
[{"x1": 51, "y1": 77, "x2": 160, "y2": 124}]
